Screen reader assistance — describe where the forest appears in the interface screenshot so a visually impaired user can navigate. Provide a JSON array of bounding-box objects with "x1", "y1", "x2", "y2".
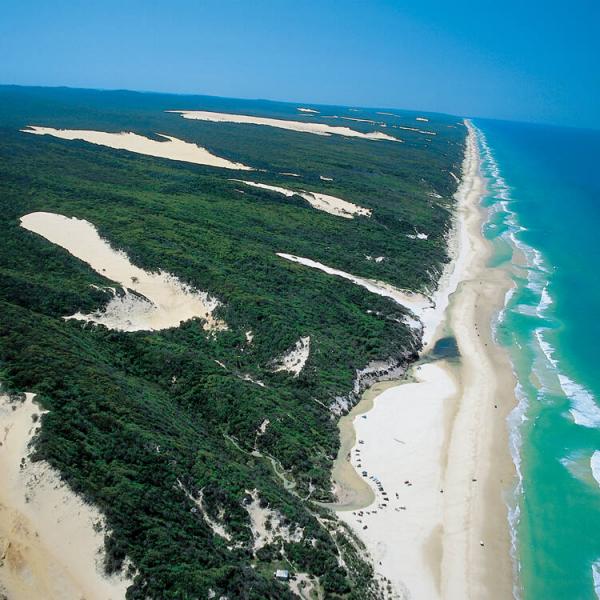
[{"x1": 0, "y1": 85, "x2": 465, "y2": 598}]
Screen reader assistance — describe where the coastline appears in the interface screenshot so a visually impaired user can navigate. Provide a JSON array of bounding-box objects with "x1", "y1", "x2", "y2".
[{"x1": 335, "y1": 121, "x2": 517, "y2": 598}]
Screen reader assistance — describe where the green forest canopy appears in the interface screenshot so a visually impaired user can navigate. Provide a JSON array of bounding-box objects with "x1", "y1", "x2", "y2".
[{"x1": 0, "y1": 85, "x2": 465, "y2": 598}]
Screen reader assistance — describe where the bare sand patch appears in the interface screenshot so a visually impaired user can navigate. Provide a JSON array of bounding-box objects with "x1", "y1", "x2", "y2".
[
  {"x1": 272, "y1": 336, "x2": 310, "y2": 377},
  {"x1": 393, "y1": 124, "x2": 436, "y2": 135},
  {"x1": 20, "y1": 212, "x2": 226, "y2": 332},
  {"x1": 177, "y1": 481, "x2": 232, "y2": 542},
  {"x1": 338, "y1": 116, "x2": 379, "y2": 125},
  {"x1": 375, "y1": 113, "x2": 435, "y2": 134},
  {"x1": 22, "y1": 126, "x2": 253, "y2": 170},
  {"x1": 0, "y1": 393, "x2": 131, "y2": 599},
  {"x1": 244, "y1": 490, "x2": 303, "y2": 551},
  {"x1": 289, "y1": 572, "x2": 321, "y2": 599},
  {"x1": 232, "y1": 180, "x2": 371, "y2": 219},
  {"x1": 276, "y1": 253, "x2": 431, "y2": 319},
  {"x1": 168, "y1": 111, "x2": 399, "y2": 142},
  {"x1": 406, "y1": 230, "x2": 428, "y2": 240}
]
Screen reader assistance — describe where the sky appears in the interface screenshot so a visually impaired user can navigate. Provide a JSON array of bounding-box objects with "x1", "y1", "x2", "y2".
[{"x1": 1, "y1": 0, "x2": 598, "y2": 129}]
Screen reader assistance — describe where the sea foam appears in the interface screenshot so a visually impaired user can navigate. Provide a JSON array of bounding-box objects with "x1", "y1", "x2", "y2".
[
  {"x1": 477, "y1": 126, "x2": 525, "y2": 599},
  {"x1": 478, "y1": 118, "x2": 600, "y2": 600},
  {"x1": 591, "y1": 451, "x2": 600, "y2": 489},
  {"x1": 561, "y1": 375, "x2": 600, "y2": 428},
  {"x1": 593, "y1": 559, "x2": 600, "y2": 600}
]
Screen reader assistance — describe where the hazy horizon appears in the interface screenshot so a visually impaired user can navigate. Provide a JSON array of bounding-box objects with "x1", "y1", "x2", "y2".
[
  {"x1": 2, "y1": 82, "x2": 597, "y2": 133},
  {"x1": 1, "y1": 0, "x2": 598, "y2": 130}
]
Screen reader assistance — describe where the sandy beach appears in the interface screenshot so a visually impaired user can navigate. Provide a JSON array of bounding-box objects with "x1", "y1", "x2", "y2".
[{"x1": 335, "y1": 122, "x2": 517, "y2": 599}]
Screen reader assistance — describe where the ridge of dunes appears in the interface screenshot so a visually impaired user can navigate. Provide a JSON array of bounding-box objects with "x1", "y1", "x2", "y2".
[
  {"x1": 168, "y1": 110, "x2": 400, "y2": 141},
  {"x1": 22, "y1": 126, "x2": 253, "y2": 170}
]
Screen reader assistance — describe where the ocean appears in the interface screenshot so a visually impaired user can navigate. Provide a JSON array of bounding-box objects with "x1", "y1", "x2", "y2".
[{"x1": 474, "y1": 118, "x2": 600, "y2": 599}]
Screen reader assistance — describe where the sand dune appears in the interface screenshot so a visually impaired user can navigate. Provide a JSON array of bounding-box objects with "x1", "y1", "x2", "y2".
[
  {"x1": 272, "y1": 336, "x2": 311, "y2": 376},
  {"x1": 276, "y1": 253, "x2": 431, "y2": 318},
  {"x1": 168, "y1": 111, "x2": 399, "y2": 141},
  {"x1": 22, "y1": 126, "x2": 253, "y2": 170},
  {"x1": 393, "y1": 124, "x2": 436, "y2": 135},
  {"x1": 20, "y1": 212, "x2": 226, "y2": 332},
  {"x1": 0, "y1": 393, "x2": 131, "y2": 599},
  {"x1": 232, "y1": 180, "x2": 371, "y2": 218}
]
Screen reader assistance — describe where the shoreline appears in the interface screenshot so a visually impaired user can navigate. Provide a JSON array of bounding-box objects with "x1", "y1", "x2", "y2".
[{"x1": 334, "y1": 122, "x2": 517, "y2": 598}]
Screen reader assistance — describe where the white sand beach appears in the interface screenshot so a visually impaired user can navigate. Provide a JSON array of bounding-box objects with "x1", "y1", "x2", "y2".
[
  {"x1": 334, "y1": 122, "x2": 516, "y2": 599},
  {"x1": 20, "y1": 212, "x2": 226, "y2": 332},
  {"x1": 231, "y1": 180, "x2": 371, "y2": 218},
  {"x1": 0, "y1": 393, "x2": 130, "y2": 599},
  {"x1": 169, "y1": 111, "x2": 400, "y2": 141},
  {"x1": 22, "y1": 126, "x2": 253, "y2": 170},
  {"x1": 338, "y1": 362, "x2": 458, "y2": 598}
]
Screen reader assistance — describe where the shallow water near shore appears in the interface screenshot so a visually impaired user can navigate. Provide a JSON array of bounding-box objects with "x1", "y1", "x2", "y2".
[{"x1": 474, "y1": 119, "x2": 600, "y2": 599}]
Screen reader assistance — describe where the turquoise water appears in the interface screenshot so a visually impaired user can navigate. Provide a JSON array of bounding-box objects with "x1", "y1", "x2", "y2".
[{"x1": 474, "y1": 119, "x2": 600, "y2": 599}]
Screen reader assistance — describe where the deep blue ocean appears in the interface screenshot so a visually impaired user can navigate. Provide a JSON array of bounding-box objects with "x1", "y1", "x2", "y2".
[{"x1": 473, "y1": 119, "x2": 600, "y2": 598}]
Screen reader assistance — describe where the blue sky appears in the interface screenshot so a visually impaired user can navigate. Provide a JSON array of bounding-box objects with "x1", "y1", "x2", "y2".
[{"x1": 1, "y1": 0, "x2": 598, "y2": 128}]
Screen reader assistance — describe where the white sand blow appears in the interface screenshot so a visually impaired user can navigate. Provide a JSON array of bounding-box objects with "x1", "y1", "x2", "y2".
[
  {"x1": 272, "y1": 336, "x2": 311, "y2": 377},
  {"x1": 232, "y1": 180, "x2": 371, "y2": 219},
  {"x1": 0, "y1": 393, "x2": 131, "y2": 599},
  {"x1": 20, "y1": 212, "x2": 226, "y2": 332},
  {"x1": 168, "y1": 111, "x2": 399, "y2": 142},
  {"x1": 22, "y1": 126, "x2": 253, "y2": 170},
  {"x1": 276, "y1": 253, "x2": 431, "y2": 319}
]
